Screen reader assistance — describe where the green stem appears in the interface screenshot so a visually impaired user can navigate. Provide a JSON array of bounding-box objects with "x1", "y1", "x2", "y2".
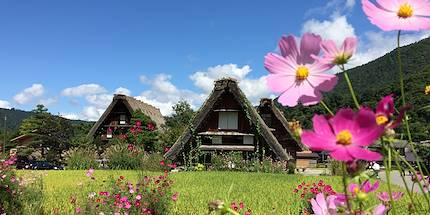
[
  {"x1": 320, "y1": 100, "x2": 334, "y2": 116},
  {"x1": 342, "y1": 163, "x2": 352, "y2": 213},
  {"x1": 393, "y1": 153, "x2": 420, "y2": 211},
  {"x1": 391, "y1": 149, "x2": 430, "y2": 207},
  {"x1": 383, "y1": 140, "x2": 397, "y2": 215},
  {"x1": 340, "y1": 64, "x2": 360, "y2": 109},
  {"x1": 396, "y1": 30, "x2": 430, "y2": 196}
]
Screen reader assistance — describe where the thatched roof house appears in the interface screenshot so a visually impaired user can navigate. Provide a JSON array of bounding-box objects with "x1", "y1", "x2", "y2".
[
  {"x1": 87, "y1": 94, "x2": 165, "y2": 140},
  {"x1": 165, "y1": 78, "x2": 303, "y2": 161}
]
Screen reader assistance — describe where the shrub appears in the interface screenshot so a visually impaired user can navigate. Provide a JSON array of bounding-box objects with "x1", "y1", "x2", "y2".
[
  {"x1": 209, "y1": 152, "x2": 286, "y2": 173},
  {"x1": 64, "y1": 147, "x2": 99, "y2": 170},
  {"x1": 0, "y1": 156, "x2": 21, "y2": 213},
  {"x1": 103, "y1": 144, "x2": 145, "y2": 170},
  {"x1": 72, "y1": 167, "x2": 179, "y2": 214}
]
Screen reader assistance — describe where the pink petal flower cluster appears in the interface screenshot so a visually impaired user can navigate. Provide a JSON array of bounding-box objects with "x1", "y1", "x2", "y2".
[
  {"x1": 348, "y1": 180, "x2": 380, "y2": 199},
  {"x1": 313, "y1": 37, "x2": 358, "y2": 66},
  {"x1": 264, "y1": 33, "x2": 338, "y2": 107},
  {"x1": 301, "y1": 108, "x2": 384, "y2": 161},
  {"x1": 362, "y1": 0, "x2": 430, "y2": 31},
  {"x1": 377, "y1": 191, "x2": 404, "y2": 203}
]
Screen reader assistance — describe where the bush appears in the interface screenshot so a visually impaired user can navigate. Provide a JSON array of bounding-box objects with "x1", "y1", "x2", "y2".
[
  {"x1": 72, "y1": 167, "x2": 179, "y2": 214},
  {"x1": 0, "y1": 156, "x2": 22, "y2": 213},
  {"x1": 209, "y1": 152, "x2": 287, "y2": 173},
  {"x1": 64, "y1": 147, "x2": 99, "y2": 170},
  {"x1": 103, "y1": 144, "x2": 145, "y2": 170}
]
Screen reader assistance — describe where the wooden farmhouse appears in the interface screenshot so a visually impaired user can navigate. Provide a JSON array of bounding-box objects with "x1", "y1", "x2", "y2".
[
  {"x1": 87, "y1": 94, "x2": 165, "y2": 141},
  {"x1": 164, "y1": 78, "x2": 306, "y2": 162}
]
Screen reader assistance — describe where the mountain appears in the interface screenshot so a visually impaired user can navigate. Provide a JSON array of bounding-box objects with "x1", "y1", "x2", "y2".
[
  {"x1": 280, "y1": 37, "x2": 430, "y2": 141},
  {"x1": 0, "y1": 108, "x2": 92, "y2": 134}
]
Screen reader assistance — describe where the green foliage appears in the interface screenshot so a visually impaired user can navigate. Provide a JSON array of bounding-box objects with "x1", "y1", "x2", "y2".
[
  {"x1": 160, "y1": 100, "x2": 195, "y2": 149},
  {"x1": 141, "y1": 153, "x2": 166, "y2": 171},
  {"x1": 102, "y1": 143, "x2": 145, "y2": 170},
  {"x1": 209, "y1": 152, "x2": 287, "y2": 173},
  {"x1": 281, "y1": 38, "x2": 430, "y2": 141},
  {"x1": 17, "y1": 104, "x2": 74, "y2": 162},
  {"x1": 64, "y1": 147, "x2": 99, "y2": 170},
  {"x1": 125, "y1": 110, "x2": 160, "y2": 152}
]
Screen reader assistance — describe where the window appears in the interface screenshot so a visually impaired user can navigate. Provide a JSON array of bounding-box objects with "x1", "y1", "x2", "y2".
[
  {"x1": 218, "y1": 112, "x2": 238, "y2": 130},
  {"x1": 212, "y1": 136, "x2": 222, "y2": 144},
  {"x1": 119, "y1": 115, "x2": 126, "y2": 125}
]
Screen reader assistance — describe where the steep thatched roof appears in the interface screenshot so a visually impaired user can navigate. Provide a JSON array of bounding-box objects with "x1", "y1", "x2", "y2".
[
  {"x1": 257, "y1": 98, "x2": 308, "y2": 151},
  {"x1": 87, "y1": 94, "x2": 165, "y2": 137},
  {"x1": 164, "y1": 78, "x2": 292, "y2": 160}
]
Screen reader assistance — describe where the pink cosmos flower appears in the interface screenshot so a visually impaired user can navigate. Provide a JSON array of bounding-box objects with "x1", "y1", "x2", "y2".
[
  {"x1": 171, "y1": 192, "x2": 179, "y2": 202},
  {"x1": 310, "y1": 193, "x2": 338, "y2": 215},
  {"x1": 75, "y1": 207, "x2": 81, "y2": 213},
  {"x1": 374, "y1": 94, "x2": 410, "y2": 128},
  {"x1": 86, "y1": 168, "x2": 94, "y2": 178},
  {"x1": 349, "y1": 181, "x2": 380, "y2": 197},
  {"x1": 264, "y1": 33, "x2": 338, "y2": 107},
  {"x1": 362, "y1": 0, "x2": 430, "y2": 31},
  {"x1": 301, "y1": 108, "x2": 384, "y2": 161},
  {"x1": 374, "y1": 204, "x2": 389, "y2": 215},
  {"x1": 313, "y1": 37, "x2": 358, "y2": 66},
  {"x1": 377, "y1": 191, "x2": 404, "y2": 203}
]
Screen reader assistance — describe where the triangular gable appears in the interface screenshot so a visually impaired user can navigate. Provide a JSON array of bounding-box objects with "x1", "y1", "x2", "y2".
[
  {"x1": 87, "y1": 94, "x2": 164, "y2": 137},
  {"x1": 164, "y1": 78, "x2": 291, "y2": 160},
  {"x1": 257, "y1": 98, "x2": 307, "y2": 151}
]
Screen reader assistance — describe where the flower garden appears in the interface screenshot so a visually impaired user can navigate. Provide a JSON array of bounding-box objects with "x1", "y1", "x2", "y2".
[{"x1": 2, "y1": 0, "x2": 430, "y2": 214}]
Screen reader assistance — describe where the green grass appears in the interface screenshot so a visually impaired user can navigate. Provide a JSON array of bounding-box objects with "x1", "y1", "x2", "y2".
[{"x1": 17, "y1": 170, "x2": 422, "y2": 215}]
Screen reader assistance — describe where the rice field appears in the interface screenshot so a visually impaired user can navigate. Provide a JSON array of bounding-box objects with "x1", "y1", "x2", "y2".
[{"x1": 17, "y1": 170, "x2": 419, "y2": 215}]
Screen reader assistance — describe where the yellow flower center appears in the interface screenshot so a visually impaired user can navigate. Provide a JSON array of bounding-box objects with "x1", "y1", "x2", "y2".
[
  {"x1": 398, "y1": 4, "x2": 413, "y2": 18},
  {"x1": 336, "y1": 130, "x2": 352, "y2": 146},
  {"x1": 353, "y1": 187, "x2": 360, "y2": 193},
  {"x1": 296, "y1": 66, "x2": 309, "y2": 81},
  {"x1": 425, "y1": 85, "x2": 430, "y2": 95},
  {"x1": 333, "y1": 53, "x2": 352, "y2": 65},
  {"x1": 376, "y1": 115, "x2": 389, "y2": 125}
]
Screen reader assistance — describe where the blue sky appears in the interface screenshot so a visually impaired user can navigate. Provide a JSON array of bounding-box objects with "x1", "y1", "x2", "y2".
[{"x1": 0, "y1": 0, "x2": 428, "y2": 120}]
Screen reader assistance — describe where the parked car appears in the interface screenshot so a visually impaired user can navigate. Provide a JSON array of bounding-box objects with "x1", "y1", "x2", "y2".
[{"x1": 16, "y1": 160, "x2": 63, "y2": 170}]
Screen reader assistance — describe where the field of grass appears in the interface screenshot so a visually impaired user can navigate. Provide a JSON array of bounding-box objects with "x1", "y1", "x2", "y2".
[{"x1": 17, "y1": 170, "x2": 417, "y2": 215}]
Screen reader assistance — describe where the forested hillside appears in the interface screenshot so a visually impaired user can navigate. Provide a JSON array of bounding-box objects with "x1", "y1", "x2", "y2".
[{"x1": 280, "y1": 37, "x2": 430, "y2": 141}]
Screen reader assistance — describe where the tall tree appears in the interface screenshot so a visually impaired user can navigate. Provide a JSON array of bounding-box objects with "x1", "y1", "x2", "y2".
[
  {"x1": 160, "y1": 101, "x2": 195, "y2": 149},
  {"x1": 17, "y1": 104, "x2": 74, "y2": 162}
]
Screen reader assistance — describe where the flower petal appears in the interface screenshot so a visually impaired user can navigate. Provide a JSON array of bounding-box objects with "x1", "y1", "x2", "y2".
[
  {"x1": 264, "y1": 53, "x2": 297, "y2": 74},
  {"x1": 301, "y1": 130, "x2": 337, "y2": 151},
  {"x1": 373, "y1": 204, "x2": 388, "y2": 215},
  {"x1": 299, "y1": 33, "x2": 322, "y2": 65},
  {"x1": 320, "y1": 39, "x2": 338, "y2": 57},
  {"x1": 307, "y1": 73, "x2": 338, "y2": 92},
  {"x1": 266, "y1": 74, "x2": 296, "y2": 93},
  {"x1": 347, "y1": 146, "x2": 382, "y2": 161},
  {"x1": 279, "y1": 35, "x2": 299, "y2": 59},
  {"x1": 341, "y1": 37, "x2": 358, "y2": 56},
  {"x1": 330, "y1": 148, "x2": 354, "y2": 161},
  {"x1": 330, "y1": 108, "x2": 355, "y2": 134}
]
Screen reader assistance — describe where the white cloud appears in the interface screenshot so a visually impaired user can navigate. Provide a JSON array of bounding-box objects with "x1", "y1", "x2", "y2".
[
  {"x1": 350, "y1": 31, "x2": 430, "y2": 68},
  {"x1": 61, "y1": 84, "x2": 107, "y2": 97},
  {"x1": 82, "y1": 106, "x2": 105, "y2": 121},
  {"x1": 139, "y1": 75, "x2": 147, "y2": 83},
  {"x1": 138, "y1": 74, "x2": 205, "y2": 115},
  {"x1": 60, "y1": 113, "x2": 80, "y2": 120},
  {"x1": 39, "y1": 97, "x2": 58, "y2": 107},
  {"x1": 115, "y1": 87, "x2": 131, "y2": 96},
  {"x1": 305, "y1": 0, "x2": 356, "y2": 17},
  {"x1": 0, "y1": 100, "x2": 11, "y2": 109},
  {"x1": 13, "y1": 84, "x2": 45, "y2": 105},
  {"x1": 190, "y1": 64, "x2": 252, "y2": 93},
  {"x1": 302, "y1": 15, "x2": 356, "y2": 46},
  {"x1": 85, "y1": 94, "x2": 113, "y2": 108}
]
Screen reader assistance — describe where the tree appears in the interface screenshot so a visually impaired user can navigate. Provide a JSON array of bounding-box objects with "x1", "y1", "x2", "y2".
[
  {"x1": 160, "y1": 101, "x2": 195, "y2": 149},
  {"x1": 17, "y1": 104, "x2": 74, "y2": 162}
]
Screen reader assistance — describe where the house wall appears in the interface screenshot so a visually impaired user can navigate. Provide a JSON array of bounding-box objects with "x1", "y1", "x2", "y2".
[
  {"x1": 96, "y1": 101, "x2": 132, "y2": 139},
  {"x1": 196, "y1": 91, "x2": 252, "y2": 133},
  {"x1": 258, "y1": 106, "x2": 301, "y2": 159}
]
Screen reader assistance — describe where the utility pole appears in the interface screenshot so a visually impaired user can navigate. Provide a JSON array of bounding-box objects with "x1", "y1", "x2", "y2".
[{"x1": 3, "y1": 115, "x2": 6, "y2": 154}]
